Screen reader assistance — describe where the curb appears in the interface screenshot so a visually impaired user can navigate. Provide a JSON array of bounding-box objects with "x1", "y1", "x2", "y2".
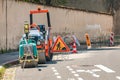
[
  {"x1": 88, "y1": 47, "x2": 120, "y2": 51},
  {"x1": 0, "y1": 59, "x2": 19, "y2": 70},
  {"x1": 1, "y1": 59, "x2": 19, "y2": 66}
]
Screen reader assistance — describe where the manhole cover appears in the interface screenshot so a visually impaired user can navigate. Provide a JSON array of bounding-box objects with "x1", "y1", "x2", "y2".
[{"x1": 72, "y1": 64, "x2": 94, "y2": 68}]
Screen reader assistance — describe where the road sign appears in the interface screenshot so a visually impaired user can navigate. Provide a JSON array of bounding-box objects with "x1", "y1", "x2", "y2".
[
  {"x1": 24, "y1": 22, "x2": 29, "y2": 34},
  {"x1": 52, "y1": 36, "x2": 70, "y2": 52}
]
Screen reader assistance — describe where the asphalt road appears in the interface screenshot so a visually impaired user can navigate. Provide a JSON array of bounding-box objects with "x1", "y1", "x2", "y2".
[
  {"x1": 14, "y1": 48, "x2": 120, "y2": 80},
  {"x1": 0, "y1": 52, "x2": 18, "y2": 65}
]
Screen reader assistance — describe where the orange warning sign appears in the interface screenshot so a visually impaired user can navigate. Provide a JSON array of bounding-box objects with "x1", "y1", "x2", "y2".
[{"x1": 52, "y1": 36, "x2": 70, "y2": 52}]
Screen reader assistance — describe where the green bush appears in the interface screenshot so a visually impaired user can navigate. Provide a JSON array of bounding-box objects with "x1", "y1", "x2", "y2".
[
  {"x1": 0, "y1": 64, "x2": 13, "y2": 79},
  {"x1": 0, "y1": 67, "x2": 5, "y2": 80}
]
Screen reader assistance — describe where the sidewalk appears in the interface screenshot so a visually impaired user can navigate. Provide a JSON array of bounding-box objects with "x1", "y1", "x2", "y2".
[
  {"x1": 90, "y1": 45, "x2": 120, "y2": 50},
  {"x1": 0, "y1": 52, "x2": 18, "y2": 65}
]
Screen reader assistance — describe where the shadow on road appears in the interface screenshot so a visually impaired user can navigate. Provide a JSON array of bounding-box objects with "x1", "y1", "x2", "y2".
[
  {"x1": 46, "y1": 60, "x2": 57, "y2": 64},
  {"x1": 37, "y1": 65, "x2": 47, "y2": 68}
]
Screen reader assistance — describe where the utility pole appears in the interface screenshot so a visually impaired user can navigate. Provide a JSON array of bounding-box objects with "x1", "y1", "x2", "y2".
[{"x1": 6, "y1": 0, "x2": 8, "y2": 51}]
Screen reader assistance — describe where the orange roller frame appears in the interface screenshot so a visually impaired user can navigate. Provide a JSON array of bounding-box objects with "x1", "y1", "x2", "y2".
[{"x1": 30, "y1": 10, "x2": 48, "y2": 14}]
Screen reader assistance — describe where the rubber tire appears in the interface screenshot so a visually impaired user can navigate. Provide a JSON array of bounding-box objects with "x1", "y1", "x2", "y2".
[
  {"x1": 38, "y1": 52, "x2": 46, "y2": 64},
  {"x1": 46, "y1": 52, "x2": 53, "y2": 61}
]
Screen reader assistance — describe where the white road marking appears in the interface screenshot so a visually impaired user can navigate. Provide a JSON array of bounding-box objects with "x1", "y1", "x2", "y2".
[
  {"x1": 116, "y1": 76, "x2": 120, "y2": 80},
  {"x1": 78, "y1": 77, "x2": 84, "y2": 80},
  {"x1": 74, "y1": 74, "x2": 79, "y2": 77},
  {"x1": 85, "y1": 70, "x2": 93, "y2": 74},
  {"x1": 52, "y1": 67, "x2": 55, "y2": 70},
  {"x1": 66, "y1": 66, "x2": 71, "y2": 69},
  {"x1": 91, "y1": 69, "x2": 101, "y2": 72},
  {"x1": 55, "y1": 72, "x2": 59, "y2": 75},
  {"x1": 76, "y1": 70, "x2": 85, "y2": 73},
  {"x1": 95, "y1": 65, "x2": 115, "y2": 73},
  {"x1": 66, "y1": 66, "x2": 85, "y2": 80},
  {"x1": 57, "y1": 76, "x2": 61, "y2": 79},
  {"x1": 92, "y1": 74, "x2": 100, "y2": 77},
  {"x1": 69, "y1": 68, "x2": 73, "y2": 71},
  {"x1": 89, "y1": 71, "x2": 93, "y2": 74},
  {"x1": 51, "y1": 67, "x2": 62, "y2": 79},
  {"x1": 71, "y1": 71, "x2": 76, "y2": 73},
  {"x1": 53, "y1": 70, "x2": 57, "y2": 72},
  {"x1": 68, "y1": 78, "x2": 75, "y2": 80}
]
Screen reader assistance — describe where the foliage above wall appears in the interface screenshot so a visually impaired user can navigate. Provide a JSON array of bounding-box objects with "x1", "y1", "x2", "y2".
[
  {"x1": 16, "y1": 0, "x2": 67, "y2": 5},
  {"x1": 16, "y1": 0, "x2": 120, "y2": 15}
]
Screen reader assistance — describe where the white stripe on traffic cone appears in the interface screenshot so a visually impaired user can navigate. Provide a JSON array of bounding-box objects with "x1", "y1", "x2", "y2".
[{"x1": 72, "y1": 42, "x2": 77, "y2": 53}]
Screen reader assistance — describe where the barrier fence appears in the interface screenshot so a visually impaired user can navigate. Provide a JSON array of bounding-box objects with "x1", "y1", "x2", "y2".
[{"x1": 63, "y1": 35, "x2": 120, "y2": 51}]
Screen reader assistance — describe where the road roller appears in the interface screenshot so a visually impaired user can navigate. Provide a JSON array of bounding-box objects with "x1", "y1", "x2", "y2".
[{"x1": 19, "y1": 7, "x2": 53, "y2": 68}]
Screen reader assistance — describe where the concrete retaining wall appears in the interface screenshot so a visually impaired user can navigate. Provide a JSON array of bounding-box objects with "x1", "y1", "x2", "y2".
[{"x1": 0, "y1": 0, "x2": 113, "y2": 50}]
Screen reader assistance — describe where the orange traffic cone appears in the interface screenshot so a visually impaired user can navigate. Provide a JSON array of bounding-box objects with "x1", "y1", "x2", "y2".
[{"x1": 72, "y1": 42, "x2": 77, "y2": 53}]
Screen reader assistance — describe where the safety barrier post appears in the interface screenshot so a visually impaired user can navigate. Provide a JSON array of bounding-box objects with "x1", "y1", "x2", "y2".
[
  {"x1": 85, "y1": 33, "x2": 91, "y2": 49},
  {"x1": 110, "y1": 32, "x2": 114, "y2": 46}
]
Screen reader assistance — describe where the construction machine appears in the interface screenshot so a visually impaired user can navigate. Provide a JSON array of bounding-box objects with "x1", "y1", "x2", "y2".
[{"x1": 19, "y1": 7, "x2": 53, "y2": 68}]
